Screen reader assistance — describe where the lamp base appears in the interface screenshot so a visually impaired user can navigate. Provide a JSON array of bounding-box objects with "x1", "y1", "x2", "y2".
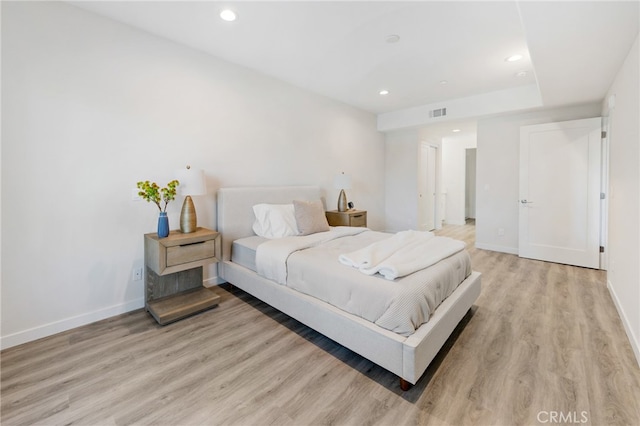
[
  {"x1": 180, "y1": 196, "x2": 198, "y2": 233},
  {"x1": 337, "y1": 189, "x2": 348, "y2": 212}
]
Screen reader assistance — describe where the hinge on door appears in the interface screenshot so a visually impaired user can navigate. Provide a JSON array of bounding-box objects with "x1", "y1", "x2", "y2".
[
  {"x1": 601, "y1": 193, "x2": 606, "y2": 200},
  {"x1": 601, "y1": 131, "x2": 607, "y2": 138},
  {"x1": 600, "y1": 246, "x2": 605, "y2": 253}
]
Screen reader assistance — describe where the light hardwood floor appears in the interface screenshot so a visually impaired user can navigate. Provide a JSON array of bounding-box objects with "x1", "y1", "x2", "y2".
[{"x1": 2, "y1": 222, "x2": 640, "y2": 425}]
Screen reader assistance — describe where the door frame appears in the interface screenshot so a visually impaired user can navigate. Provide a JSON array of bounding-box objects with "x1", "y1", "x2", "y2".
[{"x1": 600, "y1": 116, "x2": 609, "y2": 270}]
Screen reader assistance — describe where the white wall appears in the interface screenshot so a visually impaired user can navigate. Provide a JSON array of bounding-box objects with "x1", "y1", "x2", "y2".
[
  {"x1": 1, "y1": 2, "x2": 385, "y2": 348},
  {"x1": 441, "y1": 133, "x2": 477, "y2": 225},
  {"x1": 384, "y1": 129, "x2": 419, "y2": 232},
  {"x1": 475, "y1": 103, "x2": 602, "y2": 254},
  {"x1": 602, "y1": 35, "x2": 640, "y2": 366}
]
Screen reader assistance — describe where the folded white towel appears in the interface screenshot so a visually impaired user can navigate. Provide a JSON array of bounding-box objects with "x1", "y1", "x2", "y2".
[
  {"x1": 338, "y1": 230, "x2": 434, "y2": 269},
  {"x1": 361, "y1": 236, "x2": 465, "y2": 280},
  {"x1": 339, "y1": 230, "x2": 465, "y2": 280}
]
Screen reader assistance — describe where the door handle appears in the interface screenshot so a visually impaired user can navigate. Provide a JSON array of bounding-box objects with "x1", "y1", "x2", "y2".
[{"x1": 520, "y1": 199, "x2": 533, "y2": 204}]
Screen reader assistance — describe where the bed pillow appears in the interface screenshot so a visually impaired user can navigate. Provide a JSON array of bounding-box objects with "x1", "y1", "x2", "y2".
[
  {"x1": 252, "y1": 203, "x2": 299, "y2": 239},
  {"x1": 293, "y1": 199, "x2": 330, "y2": 235}
]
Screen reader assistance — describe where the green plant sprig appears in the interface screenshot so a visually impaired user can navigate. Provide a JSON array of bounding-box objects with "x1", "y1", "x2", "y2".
[{"x1": 137, "y1": 180, "x2": 180, "y2": 212}]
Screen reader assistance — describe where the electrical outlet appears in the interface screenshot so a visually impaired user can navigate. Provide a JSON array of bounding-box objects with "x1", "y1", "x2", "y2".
[
  {"x1": 133, "y1": 267, "x2": 143, "y2": 281},
  {"x1": 498, "y1": 228, "x2": 505, "y2": 236}
]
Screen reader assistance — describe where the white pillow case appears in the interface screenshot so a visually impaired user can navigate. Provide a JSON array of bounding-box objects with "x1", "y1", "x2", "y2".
[{"x1": 252, "y1": 203, "x2": 299, "y2": 239}]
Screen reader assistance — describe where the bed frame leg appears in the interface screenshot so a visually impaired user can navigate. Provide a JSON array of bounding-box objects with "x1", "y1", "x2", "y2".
[{"x1": 399, "y1": 378, "x2": 412, "y2": 391}]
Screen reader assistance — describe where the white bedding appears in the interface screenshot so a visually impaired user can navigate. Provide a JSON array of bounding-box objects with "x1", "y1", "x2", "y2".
[
  {"x1": 256, "y1": 226, "x2": 368, "y2": 284},
  {"x1": 255, "y1": 228, "x2": 471, "y2": 336}
]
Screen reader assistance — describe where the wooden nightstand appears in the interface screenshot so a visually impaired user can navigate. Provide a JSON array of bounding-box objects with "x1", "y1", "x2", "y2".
[
  {"x1": 144, "y1": 227, "x2": 221, "y2": 325},
  {"x1": 325, "y1": 210, "x2": 367, "y2": 227}
]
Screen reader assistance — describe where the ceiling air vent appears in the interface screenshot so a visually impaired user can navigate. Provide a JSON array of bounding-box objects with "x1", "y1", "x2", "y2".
[{"x1": 429, "y1": 107, "x2": 447, "y2": 118}]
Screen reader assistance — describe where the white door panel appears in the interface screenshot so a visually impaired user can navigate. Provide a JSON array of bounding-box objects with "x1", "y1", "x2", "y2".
[
  {"x1": 419, "y1": 144, "x2": 437, "y2": 231},
  {"x1": 426, "y1": 146, "x2": 437, "y2": 230},
  {"x1": 519, "y1": 117, "x2": 601, "y2": 268}
]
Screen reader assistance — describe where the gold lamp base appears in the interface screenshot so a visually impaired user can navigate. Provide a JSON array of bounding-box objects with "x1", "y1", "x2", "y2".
[
  {"x1": 337, "y1": 189, "x2": 348, "y2": 212},
  {"x1": 180, "y1": 195, "x2": 198, "y2": 233}
]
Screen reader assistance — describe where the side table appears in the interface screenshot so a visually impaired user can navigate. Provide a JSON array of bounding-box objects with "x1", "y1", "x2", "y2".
[{"x1": 144, "y1": 227, "x2": 221, "y2": 325}]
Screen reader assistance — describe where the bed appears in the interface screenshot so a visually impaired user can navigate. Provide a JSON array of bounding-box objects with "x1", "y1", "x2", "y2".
[{"x1": 217, "y1": 186, "x2": 481, "y2": 390}]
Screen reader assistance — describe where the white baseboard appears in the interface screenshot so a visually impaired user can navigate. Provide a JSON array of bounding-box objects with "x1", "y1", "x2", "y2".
[
  {"x1": 607, "y1": 279, "x2": 640, "y2": 368},
  {"x1": 1, "y1": 275, "x2": 225, "y2": 351},
  {"x1": 204, "y1": 275, "x2": 225, "y2": 287},
  {"x1": 474, "y1": 242, "x2": 519, "y2": 255},
  {"x1": 0, "y1": 298, "x2": 144, "y2": 351}
]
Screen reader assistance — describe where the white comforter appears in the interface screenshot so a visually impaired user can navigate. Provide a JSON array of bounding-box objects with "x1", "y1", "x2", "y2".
[
  {"x1": 256, "y1": 226, "x2": 368, "y2": 284},
  {"x1": 255, "y1": 228, "x2": 471, "y2": 336}
]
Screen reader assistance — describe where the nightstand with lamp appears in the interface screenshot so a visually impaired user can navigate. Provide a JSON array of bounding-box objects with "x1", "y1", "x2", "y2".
[
  {"x1": 143, "y1": 166, "x2": 221, "y2": 325},
  {"x1": 326, "y1": 172, "x2": 367, "y2": 227}
]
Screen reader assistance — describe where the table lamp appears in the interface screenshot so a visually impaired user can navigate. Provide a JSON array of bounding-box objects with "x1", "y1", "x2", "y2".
[
  {"x1": 176, "y1": 165, "x2": 207, "y2": 233},
  {"x1": 334, "y1": 172, "x2": 352, "y2": 212}
]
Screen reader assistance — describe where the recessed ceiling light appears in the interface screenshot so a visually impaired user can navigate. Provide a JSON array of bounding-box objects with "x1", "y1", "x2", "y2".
[
  {"x1": 385, "y1": 34, "x2": 400, "y2": 44},
  {"x1": 220, "y1": 9, "x2": 237, "y2": 22},
  {"x1": 439, "y1": 80, "x2": 448, "y2": 85},
  {"x1": 379, "y1": 90, "x2": 389, "y2": 95},
  {"x1": 452, "y1": 129, "x2": 461, "y2": 133},
  {"x1": 505, "y1": 54, "x2": 523, "y2": 62},
  {"x1": 515, "y1": 70, "x2": 528, "y2": 77}
]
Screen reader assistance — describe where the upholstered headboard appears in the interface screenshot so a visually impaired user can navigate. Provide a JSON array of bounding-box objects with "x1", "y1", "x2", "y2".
[{"x1": 216, "y1": 186, "x2": 324, "y2": 262}]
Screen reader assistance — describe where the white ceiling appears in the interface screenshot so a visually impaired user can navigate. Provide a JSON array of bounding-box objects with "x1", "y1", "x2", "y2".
[{"x1": 69, "y1": 1, "x2": 638, "y2": 117}]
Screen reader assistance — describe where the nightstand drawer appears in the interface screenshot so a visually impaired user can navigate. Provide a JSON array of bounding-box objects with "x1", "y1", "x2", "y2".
[
  {"x1": 325, "y1": 210, "x2": 367, "y2": 227},
  {"x1": 145, "y1": 228, "x2": 221, "y2": 276},
  {"x1": 350, "y1": 212, "x2": 367, "y2": 227},
  {"x1": 166, "y1": 240, "x2": 215, "y2": 267}
]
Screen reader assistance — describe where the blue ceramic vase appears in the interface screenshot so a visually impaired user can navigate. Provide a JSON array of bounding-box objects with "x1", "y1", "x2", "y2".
[{"x1": 157, "y1": 212, "x2": 169, "y2": 238}]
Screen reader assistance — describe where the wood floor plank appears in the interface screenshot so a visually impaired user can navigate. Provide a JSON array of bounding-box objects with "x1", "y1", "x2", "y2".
[{"x1": 2, "y1": 221, "x2": 639, "y2": 426}]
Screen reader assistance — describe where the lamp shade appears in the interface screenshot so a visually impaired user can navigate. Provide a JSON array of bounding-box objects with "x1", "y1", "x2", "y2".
[
  {"x1": 176, "y1": 166, "x2": 207, "y2": 196},
  {"x1": 334, "y1": 173, "x2": 352, "y2": 190}
]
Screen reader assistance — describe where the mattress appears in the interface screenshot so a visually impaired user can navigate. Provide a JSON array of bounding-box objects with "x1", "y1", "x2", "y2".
[
  {"x1": 232, "y1": 235, "x2": 266, "y2": 271},
  {"x1": 232, "y1": 230, "x2": 471, "y2": 336}
]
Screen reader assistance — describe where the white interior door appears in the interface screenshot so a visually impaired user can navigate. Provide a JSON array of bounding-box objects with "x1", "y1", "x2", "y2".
[
  {"x1": 419, "y1": 144, "x2": 437, "y2": 231},
  {"x1": 426, "y1": 146, "x2": 437, "y2": 230},
  {"x1": 519, "y1": 117, "x2": 602, "y2": 269},
  {"x1": 465, "y1": 148, "x2": 477, "y2": 219}
]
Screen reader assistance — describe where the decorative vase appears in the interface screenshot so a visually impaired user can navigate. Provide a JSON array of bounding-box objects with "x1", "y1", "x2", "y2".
[{"x1": 157, "y1": 212, "x2": 169, "y2": 238}]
